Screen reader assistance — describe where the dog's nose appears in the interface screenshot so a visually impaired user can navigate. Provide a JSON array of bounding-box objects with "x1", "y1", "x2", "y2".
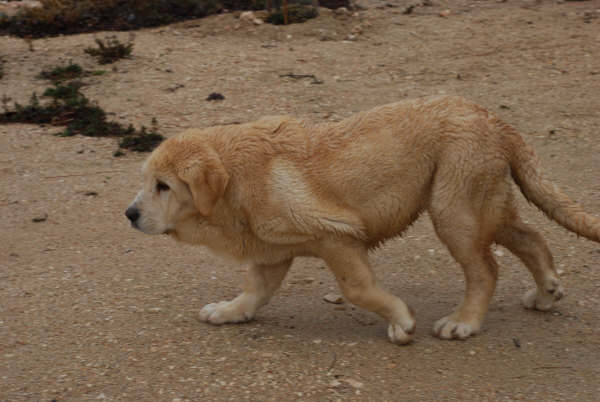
[{"x1": 125, "y1": 206, "x2": 140, "y2": 223}]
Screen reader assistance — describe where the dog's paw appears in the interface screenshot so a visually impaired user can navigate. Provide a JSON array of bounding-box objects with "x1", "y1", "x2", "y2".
[
  {"x1": 522, "y1": 279, "x2": 564, "y2": 311},
  {"x1": 433, "y1": 316, "x2": 479, "y2": 340},
  {"x1": 387, "y1": 305, "x2": 416, "y2": 345},
  {"x1": 198, "y1": 300, "x2": 255, "y2": 325},
  {"x1": 387, "y1": 321, "x2": 415, "y2": 345}
]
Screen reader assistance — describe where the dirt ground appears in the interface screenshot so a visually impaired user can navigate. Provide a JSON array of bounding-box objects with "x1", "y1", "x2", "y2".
[{"x1": 1, "y1": 0, "x2": 600, "y2": 400}]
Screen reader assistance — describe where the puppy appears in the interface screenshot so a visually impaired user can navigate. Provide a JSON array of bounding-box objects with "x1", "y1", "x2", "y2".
[{"x1": 126, "y1": 96, "x2": 599, "y2": 344}]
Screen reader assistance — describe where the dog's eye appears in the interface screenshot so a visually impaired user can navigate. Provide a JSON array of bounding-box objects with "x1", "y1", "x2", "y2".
[{"x1": 156, "y1": 181, "x2": 170, "y2": 193}]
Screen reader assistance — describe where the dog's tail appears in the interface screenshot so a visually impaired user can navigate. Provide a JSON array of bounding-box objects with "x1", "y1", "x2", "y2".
[{"x1": 507, "y1": 127, "x2": 600, "y2": 242}]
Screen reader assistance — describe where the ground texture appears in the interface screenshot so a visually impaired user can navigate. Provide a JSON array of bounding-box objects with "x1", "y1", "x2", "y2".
[{"x1": 1, "y1": 0, "x2": 599, "y2": 400}]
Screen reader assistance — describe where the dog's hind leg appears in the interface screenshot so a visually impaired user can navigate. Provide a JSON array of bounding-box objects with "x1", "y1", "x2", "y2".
[
  {"x1": 428, "y1": 167, "x2": 506, "y2": 340},
  {"x1": 495, "y1": 210, "x2": 564, "y2": 311},
  {"x1": 430, "y1": 208, "x2": 499, "y2": 340},
  {"x1": 199, "y1": 259, "x2": 292, "y2": 324},
  {"x1": 318, "y1": 240, "x2": 416, "y2": 345}
]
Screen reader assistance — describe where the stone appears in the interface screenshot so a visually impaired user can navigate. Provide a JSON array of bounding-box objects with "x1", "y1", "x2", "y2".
[{"x1": 323, "y1": 294, "x2": 344, "y2": 304}]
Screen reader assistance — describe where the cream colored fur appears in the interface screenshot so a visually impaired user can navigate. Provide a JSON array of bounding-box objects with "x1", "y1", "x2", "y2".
[{"x1": 126, "y1": 95, "x2": 600, "y2": 344}]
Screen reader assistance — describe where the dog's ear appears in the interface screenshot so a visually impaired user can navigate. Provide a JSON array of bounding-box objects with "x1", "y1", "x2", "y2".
[{"x1": 177, "y1": 149, "x2": 229, "y2": 216}]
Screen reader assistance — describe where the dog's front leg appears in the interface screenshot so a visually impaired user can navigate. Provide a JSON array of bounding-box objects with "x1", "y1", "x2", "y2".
[
  {"x1": 198, "y1": 259, "x2": 292, "y2": 324},
  {"x1": 318, "y1": 240, "x2": 416, "y2": 345}
]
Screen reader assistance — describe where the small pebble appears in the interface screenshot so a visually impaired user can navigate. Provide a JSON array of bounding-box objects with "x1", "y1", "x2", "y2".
[
  {"x1": 32, "y1": 213, "x2": 48, "y2": 222},
  {"x1": 345, "y1": 378, "x2": 364, "y2": 389},
  {"x1": 206, "y1": 92, "x2": 225, "y2": 101},
  {"x1": 323, "y1": 294, "x2": 344, "y2": 304}
]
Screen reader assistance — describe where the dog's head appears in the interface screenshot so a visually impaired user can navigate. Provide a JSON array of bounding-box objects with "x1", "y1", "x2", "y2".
[{"x1": 125, "y1": 132, "x2": 229, "y2": 235}]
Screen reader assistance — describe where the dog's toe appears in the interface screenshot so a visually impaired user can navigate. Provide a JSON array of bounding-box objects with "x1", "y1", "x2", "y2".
[
  {"x1": 387, "y1": 316, "x2": 416, "y2": 345},
  {"x1": 198, "y1": 300, "x2": 254, "y2": 325},
  {"x1": 522, "y1": 281, "x2": 565, "y2": 311},
  {"x1": 433, "y1": 316, "x2": 478, "y2": 340},
  {"x1": 198, "y1": 302, "x2": 226, "y2": 324}
]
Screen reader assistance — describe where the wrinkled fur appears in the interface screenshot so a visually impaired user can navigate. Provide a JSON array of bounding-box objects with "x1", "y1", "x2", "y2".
[{"x1": 127, "y1": 96, "x2": 599, "y2": 344}]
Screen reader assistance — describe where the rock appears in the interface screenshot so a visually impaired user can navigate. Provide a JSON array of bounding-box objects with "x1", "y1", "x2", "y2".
[
  {"x1": 32, "y1": 213, "x2": 48, "y2": 223},
  {"x1": 240, "y1": 11, "x2": 256, "y2": 22},
  {"x1": 318, "y1": 29, "x2": 337, "y2": 41},
  {"x1": 439, "y1": 9, "x2": 451, "y2": 17},
  {"x1": 345, "y1": 378, "x2": 364, "y2": 389},
  {"x1": 351, "y1": 1, "x2": 368, "y2": 10},
  {"x1": 0, "y1": 1, "x2": 42, "y2": 18},
  {"x1": 323, "y1": 294, "x2": 344, "y2": 304},
  {"x1": 402, "y1": 5, "x2": 415, "y2": 14},
  {"x1": 166, "y1": 83, "x2": 185, "y2": 92},
  {"x1": 206, "y1": 92, "x2": 225, "y2": 101},
  {"x1": 253, "y1": 18, "x2": 264, "y2": 25},
  {"x1": 290, "y1": 277, "x2": 315, "y2": 285}
]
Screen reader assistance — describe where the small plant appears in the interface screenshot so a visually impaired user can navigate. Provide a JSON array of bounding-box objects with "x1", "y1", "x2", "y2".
[
  {"x1": 0, "y1": 81, "x2": 163, "y2": 153},
  {"x1": 38, "y1": 61, "x2": 86, "y2": 82},
  {"x1": 265, "y1": 4, "x2": 318, "y2": 25},
  {"x1": 117, "y1": 117, "x2": 163, "y2": 152},
  {"x1": 119, "y1": 125, "x2": 164, "y2": 152},
  {"x1": 84, "y1": 35, "x2": 134, "y2": 64}
]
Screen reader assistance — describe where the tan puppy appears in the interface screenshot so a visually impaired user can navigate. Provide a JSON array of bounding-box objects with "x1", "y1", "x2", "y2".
[{"x1": 125, "y1": 96, "x2": 600, "y2": 344}]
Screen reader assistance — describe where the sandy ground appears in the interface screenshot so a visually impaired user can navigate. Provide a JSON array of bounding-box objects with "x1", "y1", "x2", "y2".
[{"x1": 1, "y1": 0, "x2": 600, "y2": 400}]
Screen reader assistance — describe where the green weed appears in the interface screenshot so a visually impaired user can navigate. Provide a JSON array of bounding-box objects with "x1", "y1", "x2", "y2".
[
  {"x1": 38, "y1": 61, "x2": 86, "y2": 82},
  {"x1": 84, "y1": 35, "x2": 134, "y2": 65},
  {"x1": 265, "y1": 3, "x2": 318, "y2": 25},
  {"x1": 0, "y1": 81, "x2": 163, "y2": 153}
]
